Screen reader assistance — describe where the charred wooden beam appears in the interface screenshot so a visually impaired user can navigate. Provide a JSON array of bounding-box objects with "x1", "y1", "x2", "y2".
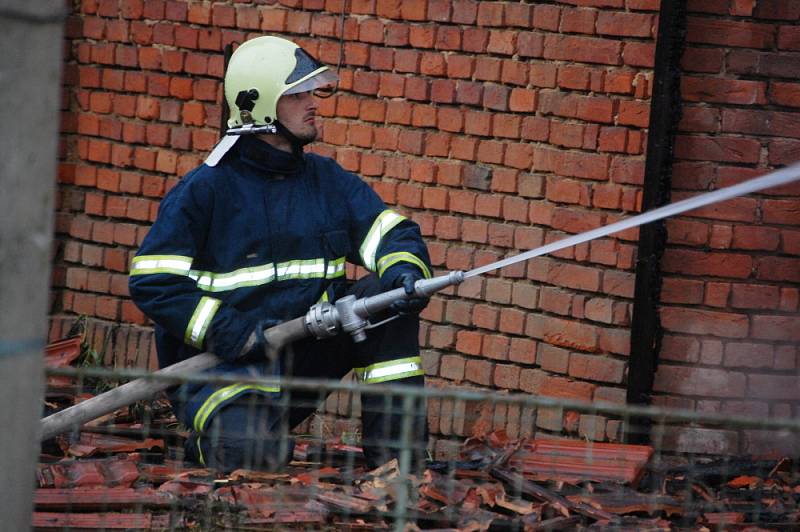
[{"x1": 626, "y1": 0, "x2": 688, "y2": 444}]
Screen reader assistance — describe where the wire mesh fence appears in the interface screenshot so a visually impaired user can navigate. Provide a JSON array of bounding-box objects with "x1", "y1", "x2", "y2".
[{"x1": 36, "y1": 359, "x2": 800, "y2": 531}]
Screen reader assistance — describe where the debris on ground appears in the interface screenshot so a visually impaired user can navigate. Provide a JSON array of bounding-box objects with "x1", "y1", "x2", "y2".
[{"x1": 36, "y1": 338, "x2": 800, "y2": 530}]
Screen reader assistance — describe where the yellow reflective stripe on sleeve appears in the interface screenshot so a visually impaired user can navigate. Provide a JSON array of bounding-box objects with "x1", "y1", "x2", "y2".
[
  {"x1": 184, "y1": 296, "x2": 221, "y2": 348},
  {"x1": 130, "y1": 255, "x2": 193, "y2": 276},
  {"x1": 359, "y1": 210, "x2": 407, "y2": 271},
  {"x1": 354, "y1": 356, "x2": 424, "y2": 384},
  {"x1": 377, "y1": 252, "x2": 432, "y2": 279},
  {"x1": 193, "y1": 383, "x2": 280, "y2": 433}
]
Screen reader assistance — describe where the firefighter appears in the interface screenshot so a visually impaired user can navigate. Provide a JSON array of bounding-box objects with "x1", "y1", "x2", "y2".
[{"x1": 129, "y1": 36, "x2": 431, "y2": 472}]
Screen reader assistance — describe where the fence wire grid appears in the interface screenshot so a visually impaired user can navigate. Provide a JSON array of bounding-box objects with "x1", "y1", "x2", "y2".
[{"x1": 33, "y1": 360, "x2": 800, "y2": 532}]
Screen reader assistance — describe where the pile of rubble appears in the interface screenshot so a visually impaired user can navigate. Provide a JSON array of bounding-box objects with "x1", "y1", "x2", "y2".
[{"x1": 37, "y1": 337, "x2": 800, "y2": 530}]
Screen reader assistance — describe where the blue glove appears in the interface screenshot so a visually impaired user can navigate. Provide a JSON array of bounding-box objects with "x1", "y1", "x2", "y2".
[{"x1": 389, "y1": 272, "x2": 430, "y2": 315}]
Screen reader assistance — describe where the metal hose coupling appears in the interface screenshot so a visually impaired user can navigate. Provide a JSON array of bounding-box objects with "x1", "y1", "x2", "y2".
[{"x1": 414, "y1": 270, "x2": 465, "y2": 296}]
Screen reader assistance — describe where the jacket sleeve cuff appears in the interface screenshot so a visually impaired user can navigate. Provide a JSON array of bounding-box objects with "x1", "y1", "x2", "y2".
[
  {"x1": 202, "y1": 306, "x2": 256, "y2": 362},
  {"x1": 378, "y1": 260, "x2": 430, "y2": 290}
]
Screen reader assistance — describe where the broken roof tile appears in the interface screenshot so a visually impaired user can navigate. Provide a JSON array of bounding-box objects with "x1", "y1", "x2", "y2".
[
  {"x1": 60, "y1": 432, "x2": 164, "y2": 457},
  {"x1": 506, "y1": 438, "x2": 654, "y2": 486},
  {"x1": 34, "y1": 487, "x2": 176, "y2": 510},
  {"x1": 44, "y1": 337, "x2": 82, "y2": 389},
  {"x1": 37, "y1": 455, "x2": 140, "y2": 489},
  {"x1": 32, "y1": 511, "x2": 175, "y2": 530}
]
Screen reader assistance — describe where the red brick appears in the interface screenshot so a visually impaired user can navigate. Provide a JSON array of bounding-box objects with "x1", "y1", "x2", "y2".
[
  {"x1": 476, "y1": 1, "x2": 503, "y2": 26},
  {"x1": 558, "y1": 151, "x2": 610, "y2": 180},
  {"x1": 455, "y1": 329, "x2": 482, "y2": 356},
  {"x1": 687, "y1": 17, "x2": 776, "y2": 49},
  {"x1": 751, "y1": 315, "x2": 800, "y2": 342},
  {"x1": 409, "y1": 25, "x2": 436, "y2": 49},
  {"x1": 662, "y1": 307, "x2": 749, "y2": 338},
  {"x1": 681, "y1": 47, "x2": 724, "y2": 73},
  {"x1": 439, "y1": 354, "x2": 465, "y2": 381},
  {"x1": 384, "y1": 22, "x2": 408, "y2": 46},
  {"x1": 469, "y1": 194, "x2": 498, "y2": 219},
  {"x1": 560, "y1": 7, "x2": 596, "y2": 34},
  {"x1": 557, "y1": 65, "x2": 591, "y2": 90},
  {"x1": 540, "y1": 375, "x2": 596, "y2": 402},
  {"x1": 753, "y1": 0, "x2": 800, "y2": 19},
  {"x1": 763, "y1": 199, "x2": 800, "y2": 224},
  {"x1": 517, "y1": 32, "x2": 544, "y2": 58},
  {"x1": 663, "y1": 248, "x2": 754, "y2": 278},
  {"x1": 530, "y1": 4, "x2": 559, "y2": 30},
  {"x1": 394, "y1": 49, "x2": 420, "y2": 73},
  {"x1": 683, "y1": 77, "x2": 766, "y2": 105},
  {"x1": 551, "y1": 206, "x2": 604, "y2": 234},
  {"x1": 487, "y1": 30, "x2": 516, "y2": 56},
  {"x1": 732, "y1": 226, "x2": 780, "y2": 251},
  {"x1": 596, "y1": 11, "x2": 653, "y2": 38},
  {"x1": 464, "y1": 358, "x2": 493, "y2": 386},
  {"x1": 451, "y1": 0, "x2": 477, "y2": 23},
  {"x1": 498, "y1": 308, "x2": 525, "y2": 334},
  {"x1": 493, "y1": 364, "x2": 519, "y2": 390},
  {"x1": 618, "y1": 100, "x2": 650, "y2": 128},
  {"x1": 483, "y1": 334, "x2": 509, "y2": 361},
  {"x1": 654, "y1": 365, "x2": 746, "y2": 398},
  {"x1": 622, "y1": 42, "x2": 655, "y2": 67},
  {"x1": 769, "y1": 81, "x2": 800, "y2": 107},
  {"x1": 569, "y1": 353, "x2": 625, "y2": 383},
  {"x1": 757, "y1": 256, "x2": 800, "y2": 283},
  {"x1": 722, "y1": 108, "x2": 800, "y2": 138},
  {"x1": 428, "y1": 0, "x2": 450, "y2": 21},
  {"x1": 543, "y1": 34, "x2": 622, "y2": 65},
  {"x1": 679, "y1": 106, "x2": 721, "y2": 133},
  {"x1": 674, "y1": 135, "x2": 761, "y2": 164},
  {"x1": 730, "y1": 283, "x2": 780, "y2": 310},
  {"x1": 549, "y1": 121, "x2": 584, "y2": 149},
  {"x1": 434, "y1": 25, "x2": 461, "y2": 51},
  {"x1": 446, "y1": 54, "x2": 473, "y2": 78}
]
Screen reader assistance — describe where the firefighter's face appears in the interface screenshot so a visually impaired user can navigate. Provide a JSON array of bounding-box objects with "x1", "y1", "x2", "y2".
[{"x1": 276, "y1": 91, "x2": 318, "y2": 143}]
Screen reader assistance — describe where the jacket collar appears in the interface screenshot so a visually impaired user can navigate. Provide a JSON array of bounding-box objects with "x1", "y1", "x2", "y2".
[{"x1": 235, "y1": 135, "x2": 304, "y2": 176}]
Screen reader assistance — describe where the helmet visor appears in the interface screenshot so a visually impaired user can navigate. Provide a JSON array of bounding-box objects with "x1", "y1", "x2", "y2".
[{"x1": 284, "y1": 68, "x2": 339, "y2": 97}]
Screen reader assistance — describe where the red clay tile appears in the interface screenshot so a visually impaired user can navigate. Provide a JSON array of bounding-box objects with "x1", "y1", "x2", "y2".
[
  {"x1": 32, "y1": 511, "x2": 174, "y2": 529},
  {"x1": 34, "y1": 487, "x2": 176, "y2": 510},
  {"x1": 507, "y1": 439, "x2": 654, "y2": 485}
]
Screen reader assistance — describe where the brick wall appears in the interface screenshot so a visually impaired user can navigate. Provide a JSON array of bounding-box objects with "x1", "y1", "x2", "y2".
[
  {"x1": 52, "y1": 0, "x2": 799, "y2": 457},
  {"x1": 652, "y1": 0, "x2": 800, "y2": 456}
]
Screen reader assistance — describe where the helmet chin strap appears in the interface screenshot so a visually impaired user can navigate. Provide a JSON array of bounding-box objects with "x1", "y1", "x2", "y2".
[{"x1": 274, "y1": 121, "x2": 310, "y2": 158}]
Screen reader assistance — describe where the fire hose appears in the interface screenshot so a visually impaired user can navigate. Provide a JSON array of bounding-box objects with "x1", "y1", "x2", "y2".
[{"x1": 39, "y1": 162, "x2": 800, "y2": 440}]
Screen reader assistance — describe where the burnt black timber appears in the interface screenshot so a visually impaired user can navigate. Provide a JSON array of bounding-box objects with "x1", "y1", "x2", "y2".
[{"x1": 626, "y1": 0, "x2": 687, "y2": 444}]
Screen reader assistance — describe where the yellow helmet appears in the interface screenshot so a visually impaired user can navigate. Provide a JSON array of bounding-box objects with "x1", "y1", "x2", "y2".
[{"x1": 224, "y1": 36, "x2": 338, "y2": 130}]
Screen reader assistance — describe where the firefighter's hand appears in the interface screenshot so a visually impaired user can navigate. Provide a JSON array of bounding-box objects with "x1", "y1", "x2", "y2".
[
  {"x1": 389, "y1": 272, "x2": 429, "y2": 315},
  {"x1": 250, "y1": 318, "x2": 281, "y2": 358}
]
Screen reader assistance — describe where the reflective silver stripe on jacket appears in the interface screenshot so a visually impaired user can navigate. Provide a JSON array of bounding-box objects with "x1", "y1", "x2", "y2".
[
  {"x1": 130, "y1": 255, "x2": 193, "y2": 276},
  {"x1": 359, "y1": 210, "x2": 407, "y2": 271},
  {"x1": 131, "y1": 255, "x2": 346, "y2": 292},
  {"x1": 354, "y1": 356, "x2": 424, "y2": 384}
]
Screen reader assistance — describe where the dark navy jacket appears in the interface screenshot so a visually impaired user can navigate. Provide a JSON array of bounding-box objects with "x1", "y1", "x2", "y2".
[{"x1": 128, "y1": 136, "x2": 431, "y2": 431}]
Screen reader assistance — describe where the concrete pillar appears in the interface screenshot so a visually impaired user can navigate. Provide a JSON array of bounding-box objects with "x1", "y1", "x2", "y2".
[{"x1": 0, "y1": 1, "x2": 65, "y2": 528}]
